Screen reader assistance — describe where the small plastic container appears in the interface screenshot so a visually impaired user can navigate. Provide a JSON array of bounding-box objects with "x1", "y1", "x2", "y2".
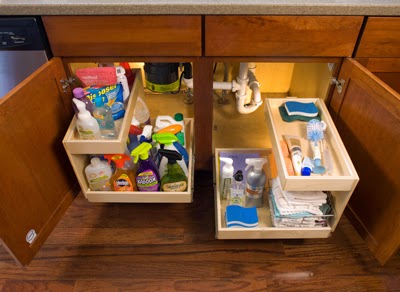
[{"x1": 134, "y1": 96, "x2": 151, "y2": 128}]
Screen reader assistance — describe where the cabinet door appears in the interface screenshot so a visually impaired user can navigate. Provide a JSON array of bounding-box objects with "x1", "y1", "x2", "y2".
[
  {"x1": 0, "y1": 58, "x2": 78, "y2": 266},
  {"x1": 329, "y1": 58, "x2": 400, "y2": 265}
]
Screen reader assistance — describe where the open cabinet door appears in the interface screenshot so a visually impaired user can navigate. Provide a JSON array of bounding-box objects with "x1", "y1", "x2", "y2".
[
  {"x1": 329, "y1": 58, "x2": 400, "y2": 265},
  {"x1": 0, "y1": 58, "x2": 78, "y2": 266}
]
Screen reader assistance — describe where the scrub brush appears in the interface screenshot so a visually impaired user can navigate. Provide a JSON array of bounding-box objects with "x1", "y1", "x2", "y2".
[{"x1": 306, "y1": 119, "x2": 327, "y2": 174}]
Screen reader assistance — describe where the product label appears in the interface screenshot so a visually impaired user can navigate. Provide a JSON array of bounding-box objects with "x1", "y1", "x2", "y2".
[
  {"x1": 162, "y1": 181, "x2": 187, "y2": 192},
  {"x1": 93, "y1": 113, "x2": 104, "y2": 120},
  {"x1": 136, "y1": 170, "x2": 159, "y2": 191},
  {"x1": 113, "y1": 174, "x2": 134, "y2": 191},
  {"x1": 229, "y1": 188, "x2": 245, "y2": 206},
  {"x1": 77, "y1": 125, "x2": 98, "y2": 140},
  {"x1": 246, "y1": 185, "x2": 263, "y2": 197}
]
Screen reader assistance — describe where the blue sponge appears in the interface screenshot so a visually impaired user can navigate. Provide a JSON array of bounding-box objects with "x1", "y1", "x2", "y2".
[
  {"x1": 285, "y1": 101, "x2": 318, "y2": 117},
  {"x1": 225, "y1": 205, "x2": 258, "y2": 228}
]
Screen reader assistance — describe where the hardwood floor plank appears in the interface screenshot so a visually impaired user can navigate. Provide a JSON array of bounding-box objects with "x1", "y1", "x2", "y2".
[
  {"x1": 1, "y1": 280, "x2": 75, "y2": 291},
  {"x1": 0, "y1": 171, "x2": 398, "y2": 292}
]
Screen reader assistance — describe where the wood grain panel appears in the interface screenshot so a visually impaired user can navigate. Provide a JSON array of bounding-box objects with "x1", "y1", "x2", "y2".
[
  {"x1": 42, "y1": 16, "x2": 202, "y2": 57},
  {"x1": 330, "y1": 58, "x2": 400, "y2": 265},
  {"x1": 357, "y1": 17, "x2": 400, "y2": 58},
  {"x1": 205, "y1": 16, "x2": 363, "y2": 57},
  {"x1": 0, "y1": 58, "x2": 78, "y2": 266}
]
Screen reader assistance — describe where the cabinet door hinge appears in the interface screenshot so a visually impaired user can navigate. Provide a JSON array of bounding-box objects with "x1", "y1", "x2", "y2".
[
  {"x1": 60, "y1": 77, "x2": 76, "y2": 93},
  {"x1": 330, "y1": 77, "x2": 345, "y2": 94}
]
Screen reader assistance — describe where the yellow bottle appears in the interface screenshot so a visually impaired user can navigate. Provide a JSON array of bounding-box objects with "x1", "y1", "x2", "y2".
[{"x1": 104, "y1": 154, "x2": 136, "y2": 191}]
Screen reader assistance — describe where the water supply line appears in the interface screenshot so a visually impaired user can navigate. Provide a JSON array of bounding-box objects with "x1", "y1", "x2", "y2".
[{"x1": 182, "y1": 62, "x2": 262, "y2": 114}]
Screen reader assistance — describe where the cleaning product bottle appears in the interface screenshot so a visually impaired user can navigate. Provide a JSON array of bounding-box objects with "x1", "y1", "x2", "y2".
[
  {"x1": 131, "y1": 142, "x2": 161, "y2": 192},
  {"x1": 152, "y1": 132, "x2": 189, "y2": 179},
  {"x1": 73, "y1": 98, "x2": 101, "y2": 140},
  {"x1": 116, "y1": 65, "x2": 130, "y2": 103},
  {"x1": 173, "y1": 113, "x2": 185, "y2": 146},
  {"x1": 134, "y1": 96, "x2": 151, "y2": 128},
  {"x1": 159, "y1": 149, "x2": 188, "y2": 192},
  {"x1": 220, "y1": 157, "x2": 234, "y2": 199},
  {"x1": 119, "y1": 62, "x2": 135, "y2": 88},
  {"x1": 72, "y1": 87, "x2": 93, "y2": 115},
  {"x1": 127, "y1": 121, "x2": 142, "y2": 153},
  {"x1": 85, "y1": 157, "x2": 112, "y2": 191},
  {"x1": 154, "y1": 115, "x2": 185, "y2": 146},
  {"x1": 92, "y1": 96, "x2": 118, "y2": 139},
  {"x1": 104, "y1": 154, "x2": 136, "y2": 191},
  {"x1": 244, "y1": 158, "x2": 268, "y2": 208},
  {"x1": 228, "y1": 170, "x2": 245, "y2": 206}
]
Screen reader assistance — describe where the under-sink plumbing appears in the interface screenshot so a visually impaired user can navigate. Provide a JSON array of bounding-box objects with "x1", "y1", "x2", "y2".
[{"x1": 183, "y1": 62, "x2": 262, "y2": 114}]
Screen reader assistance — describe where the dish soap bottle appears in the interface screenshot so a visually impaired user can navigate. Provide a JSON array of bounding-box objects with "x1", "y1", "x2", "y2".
[
  {"x1": 92, "y1": 96, "x2": 118, "y2": 139},
  {"x1": 85, "y1": 157, "x2": 112, "y2": 191},
  {"x1": 73, "y1": 98, "x2": 101, "y2": 140},
  {"x1": 104, "y1": 154, "x2": 137, "y2": 191},
  {"x1": 159, "y1": 149, "x2": 188, "y2": 192},
  {"x1": 131, "y1": 142, "x2": 160, "y2": 192},
  {"x1": 220, "y1": 157, "x2": 234, "y2": 199},
  {"x1": 244, "y1": 158, "x2": 268, "y2": 208},
  {"x1": 72, "y1": 87, "x2": 93, "y2": 115},
  {"x1": 228, "y1": 170, "x2": 245, "y2": 206}
]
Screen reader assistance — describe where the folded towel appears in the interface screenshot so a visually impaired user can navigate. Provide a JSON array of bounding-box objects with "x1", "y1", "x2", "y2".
[{"x1": 283, "y1": 190, "x2": 327, "y2": 201}]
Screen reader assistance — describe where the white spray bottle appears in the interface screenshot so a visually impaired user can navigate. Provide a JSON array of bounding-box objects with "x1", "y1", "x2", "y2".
[
  {"x1": 116, "y1": 66, "x2": 130, "y2": 103},
  {"x1": 245, "y1": 158, "x2": 268, "y2": 208},
  {"x1": 220, "y1": 157, "x2": 234, "y2": 199},
  {"x1": 73, "y1": 98, "x2": 101, "y2": 140}
]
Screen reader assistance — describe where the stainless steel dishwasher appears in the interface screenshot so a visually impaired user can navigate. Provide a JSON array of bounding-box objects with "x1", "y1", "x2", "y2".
[{"x1": 0, "y1": 17, "x2": 51, "y2": 98}]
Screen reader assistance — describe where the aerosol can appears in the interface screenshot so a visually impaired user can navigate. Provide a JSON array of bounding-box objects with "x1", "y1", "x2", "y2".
[{"x1": 245, "y1": 158, "x2": 268, "y2": 208}]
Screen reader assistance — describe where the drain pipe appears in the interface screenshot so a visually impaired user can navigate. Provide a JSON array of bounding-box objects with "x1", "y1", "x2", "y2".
[
  {"x1": 235, "y1": 63, "x2": 262, "y2": 114},
  {"x1": 182, "y1": 62, "x2": 262, "y2": 114}
]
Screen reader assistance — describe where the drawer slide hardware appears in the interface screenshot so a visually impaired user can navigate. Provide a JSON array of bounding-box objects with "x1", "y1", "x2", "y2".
[
  {"x1": 60, "y1": 77, "x2": 76, "y2": 93},
  {"x1": 330, "y1": 77, "x2": 345, "y2": 94}
]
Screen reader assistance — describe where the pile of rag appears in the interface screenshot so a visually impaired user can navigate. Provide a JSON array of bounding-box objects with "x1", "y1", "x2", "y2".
[{"x1": 269, "y1": 178, "x2": 332, "y2": 227}]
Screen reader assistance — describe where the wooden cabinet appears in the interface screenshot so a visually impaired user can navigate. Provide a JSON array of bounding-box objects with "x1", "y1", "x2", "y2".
[
  {"x1": 329, "y1": 17, "x2": 400, "y2": 265},
  {"x1": 205, "y1": 16, "x2": 363, "y2": 57},
  {"x1": 0, "y1": 58, "x2": 78, "y2": 266}
]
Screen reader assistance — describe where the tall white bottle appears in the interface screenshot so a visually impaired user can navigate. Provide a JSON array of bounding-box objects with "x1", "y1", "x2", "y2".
[
  {"x1": 220, "y1": 157, "x2": 234, "y2": 199},
  {"x1": 73, "y1": 98, "x2": 101, "y2": 140},
  {"x1": 116, "y1": 65, "x2": 130, "y2": 103}
]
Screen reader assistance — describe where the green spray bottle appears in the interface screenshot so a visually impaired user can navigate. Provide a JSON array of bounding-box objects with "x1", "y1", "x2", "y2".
[
  {"x1": 131, "y1": 142, "x2": 161, "y2": 192},
  {"x1": 158, "y1": 149, "x2": 188, "y2": 192}
]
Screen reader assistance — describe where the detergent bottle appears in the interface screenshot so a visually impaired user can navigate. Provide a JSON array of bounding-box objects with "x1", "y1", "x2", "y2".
[
  {"x1": 131, "y1": 142, "x2": 161, "y2": 192},
  {"x1": 159, "y1": 149, "x2": 188, "y2": 192},
  {"x1": 84, "y1": 157, "x2": 112, "y2": 191},
  {"x1": 104, "y1": 154, "x2": 136, "y2": 191},
  {"x1": 154, "y1": 114, "x2": 185, "y2": 146},
  {"x1": 152, "y1": 132, "x2": 189, "y2": 179},
  {"x1": 244, "y1": 158, "x2": 268, "y2": 208}
]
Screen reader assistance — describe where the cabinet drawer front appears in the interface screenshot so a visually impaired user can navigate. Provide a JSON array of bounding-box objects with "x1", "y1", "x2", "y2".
[
  {"x1": 205, "y1": 16, "x2": 363, "y2": 57},
  {"x1": 43, "y1": 16, "x2": 202, "y2": 57},
  {"x1": 357, "y1": 17, "x2": 400, "y2": 58}
]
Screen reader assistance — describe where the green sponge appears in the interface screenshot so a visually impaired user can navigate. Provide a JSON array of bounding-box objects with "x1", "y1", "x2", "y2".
[{"x1": 279, "y1": 105, "x2": 321, "y2": 123}]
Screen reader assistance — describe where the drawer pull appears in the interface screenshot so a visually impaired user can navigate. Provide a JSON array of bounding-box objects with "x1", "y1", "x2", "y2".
[{"x1": 330, "y1": 77, "x2": 345, "y2": 94}]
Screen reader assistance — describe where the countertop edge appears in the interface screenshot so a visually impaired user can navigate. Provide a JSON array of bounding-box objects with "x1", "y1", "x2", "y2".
[{"x1": 0, "y1": 4, "x2": 400, "y2": 16}]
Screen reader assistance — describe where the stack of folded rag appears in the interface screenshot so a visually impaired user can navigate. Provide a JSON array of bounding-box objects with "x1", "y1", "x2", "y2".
[{"x1": 269, "y1": 178, "x2": 332, "y2": 227}]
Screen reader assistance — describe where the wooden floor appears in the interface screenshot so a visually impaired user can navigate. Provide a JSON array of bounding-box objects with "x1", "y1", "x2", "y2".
[{"x1": 0, "y1": 171, "x2": 399, "y2": 291}]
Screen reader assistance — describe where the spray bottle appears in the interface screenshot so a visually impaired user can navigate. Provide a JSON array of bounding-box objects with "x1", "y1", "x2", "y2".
[
  {"x1": 73, "y1": 98, "x2": 101, "y2": 140},
  {"x1": 159, "y1": 149, "x2": 188, "y2": 192},
  {"x1": 116, "y1": 65, "x2": 130, "y2": 103},
  {"x1": 131, "y1": 142, "x2": 161, "y2": 192},
  {"x1": 244, "y1": 158, "x2": 268, "y2": 208},
  {"x1": 104, "y1": 154, "x2": 136, "y2": 191},
  {"x1": 220, "y1": 157, "x2": 234, "y2": 199},
  {"x1": 152, "y1": 132, "x2": 189, "y2": 179},
  {"x1": 228, "y1": 170, "x2": 245, "y2": 206}
]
